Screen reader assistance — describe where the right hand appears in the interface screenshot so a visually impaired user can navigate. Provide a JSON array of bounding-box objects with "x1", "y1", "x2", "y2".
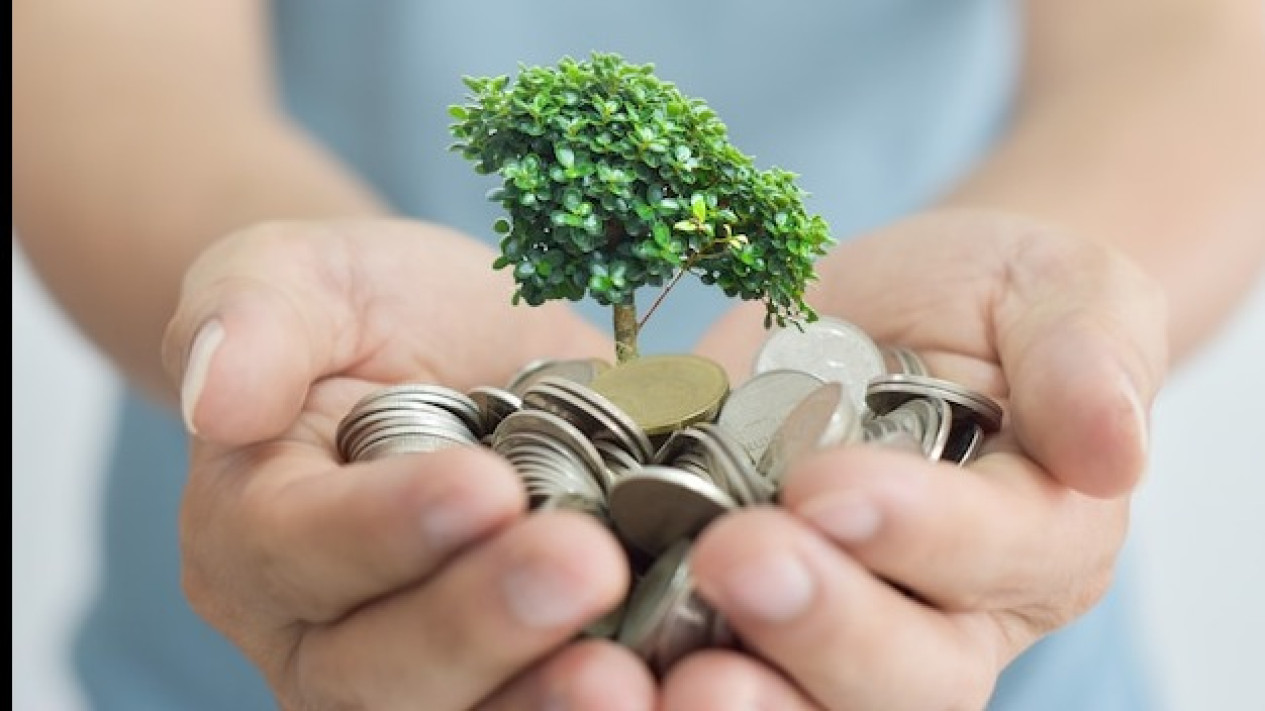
[{"x1": 163, "y1": 218, "x2": 656, "y2": 709}]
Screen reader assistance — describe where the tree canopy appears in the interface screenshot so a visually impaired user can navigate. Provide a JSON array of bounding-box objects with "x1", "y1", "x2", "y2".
[{"x1": 449, "y1": 52, "x2": 833, "y2": 345}]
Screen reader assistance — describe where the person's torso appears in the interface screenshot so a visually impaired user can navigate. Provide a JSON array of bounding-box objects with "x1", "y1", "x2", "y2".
[{"x1": 76, "y1": 3, "x2": 1155, "y2": 709}]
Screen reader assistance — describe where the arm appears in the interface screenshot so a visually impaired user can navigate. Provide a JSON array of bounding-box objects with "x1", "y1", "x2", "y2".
[
  {"x1": 945, "y1": 0, "x2": 1265, "y2": 361},
  {"x1": 12, "y1": 1, "x2": 387, "y2": 403},
  {"x1": 673, "y1": 2, "x2": 1264, "y2": 708},
  {"x1": 14, "y1": 5, "x2": 640, "y2": 709},
  {"x1": 702, "y1": 0, "x2": 1265, "y2": 416},
  {"x1": 13, "y1": 1, "x2": 603, "y2": 411},
  {"x1": 793, "y1": 0, "x2": 1265, "y2": 497}
]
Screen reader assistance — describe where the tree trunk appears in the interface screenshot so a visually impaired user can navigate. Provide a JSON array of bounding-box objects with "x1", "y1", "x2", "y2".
[{"x1": 613, "y1": 299, "x2": 639, "y2": 364}]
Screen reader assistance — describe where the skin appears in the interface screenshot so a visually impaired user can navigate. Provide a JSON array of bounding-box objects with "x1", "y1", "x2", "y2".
[
  {"x1": 679, "y1": 212, "x2": 1165, "y2": 709},
  {"x1": 12, "y1": 1, "x2": 1265, "y2": 710}
]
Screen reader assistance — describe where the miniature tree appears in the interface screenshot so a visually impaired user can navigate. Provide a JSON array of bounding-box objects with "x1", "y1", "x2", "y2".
[{"x1": 449, "y1": 52, "x2": 832, "y2": 363}]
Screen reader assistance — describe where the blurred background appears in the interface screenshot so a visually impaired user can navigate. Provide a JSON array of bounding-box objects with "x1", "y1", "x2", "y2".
[{"x1": 11, "y1": 236, "x2": 1265, "y2": 710}]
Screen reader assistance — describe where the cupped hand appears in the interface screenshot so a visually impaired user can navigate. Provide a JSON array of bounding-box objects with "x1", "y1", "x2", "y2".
[
  {"x1": 669, "y1": 209, "x2": 1168, "y2": 710},
  {"x1": 162, "y1": 218, "x2": 655, "y2": 710}
]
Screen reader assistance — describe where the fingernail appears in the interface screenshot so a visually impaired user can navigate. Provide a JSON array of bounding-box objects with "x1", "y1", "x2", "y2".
[
  {"x1": 716, "y1": 552, "x2": 815, "y2": 623},
  {"x1": 502, "y1": 559, "x2": 591, "y2": 629},
  {"x1": 181, "y1": 320, "x2": 225, "y2": 435},
  {"x1": 418, "y1": 498, "x2": 489, "y2": 555},
  {"x1": 1122, "y1": 372, "x2": 1150, "y2": 454},
  {"x1": 541, "y1": 646, "x2": 642, "y2": 711},
  {"x1": 798, "y1": 492, "x2": 882, "y2": 542}
]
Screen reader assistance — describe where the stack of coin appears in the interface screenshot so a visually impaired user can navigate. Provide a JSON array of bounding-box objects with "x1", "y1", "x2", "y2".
[
  {"x1": 335, "y1": 384, "x2": 485, "y2": 462},
  {"x1": 333, "y1": 316, "x2": 1004, "y2": 676}
]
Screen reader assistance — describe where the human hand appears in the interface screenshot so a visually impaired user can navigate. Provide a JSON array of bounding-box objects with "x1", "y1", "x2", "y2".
[
  {"x1": 162, "y1": 218, "x2": 656, "y2": 710},
  {"x1": 667, "y1": 209, "x2": 1167, "y2": 709}
]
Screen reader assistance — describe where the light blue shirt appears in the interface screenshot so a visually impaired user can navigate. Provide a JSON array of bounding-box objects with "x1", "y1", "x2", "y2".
[{"x1": 74, "y1": 2, "x2": 1157, "y2": 708}]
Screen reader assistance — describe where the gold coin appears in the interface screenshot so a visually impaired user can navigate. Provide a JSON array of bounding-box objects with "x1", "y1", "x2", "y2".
[{"x1": 590, "y1": 354, "x2": 730, "y2": 436}]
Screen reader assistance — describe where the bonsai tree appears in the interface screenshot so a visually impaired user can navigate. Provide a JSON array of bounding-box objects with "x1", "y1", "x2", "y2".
[{"x1": 449, "y1": 52, "x2": 832, "y2": 363}]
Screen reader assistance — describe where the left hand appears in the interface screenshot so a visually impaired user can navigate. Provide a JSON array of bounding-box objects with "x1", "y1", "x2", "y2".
[
  {"x1": 663, "y1": 208, "x2": 1168, "y2": 710},
  {"x1": 162, "y1": 218, "x2": 653, "y2": 710}
]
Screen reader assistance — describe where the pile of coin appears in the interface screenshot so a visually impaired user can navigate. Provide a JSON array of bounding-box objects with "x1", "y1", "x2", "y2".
[{"x1": 334, "y1": 315, "x2": 1003, "y2": 676}]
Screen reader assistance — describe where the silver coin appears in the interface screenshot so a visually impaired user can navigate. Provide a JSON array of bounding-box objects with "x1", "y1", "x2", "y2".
[
  {"x1": 942, "y1": 420, "x2": 986, "y2": 466},
  {"x1": 522, "y1": 377, "x2": 654, "y2": 463},
  {"x1": 753, "y1": 315, "x2": 885, "y2": 417},
  {"x1": 716, "y1": 369, "x2": 826, "y2": 463},
  {"x1": 337, "y1": 407, "x2": 475, "y2": 462},
  {"x1": 548, "y1": 377, "x2": 655, "y2": 463},
  {"x1": 861, "y1": 415, "x2": 926, "y2": 456},
  {"x1": 506, "y1": 357, "x2": 611, "y2": 396},
  {"x1": 353, "y1": 430, "x2": 475, "y2": 461},
  {"x1": 343, "y1": 416, "x2": 480, "y2": 461},
  {"x1": 495, "y1": 443, "x2": 599, "y2": 504},
  {"x1": 608, "y1": 465, "x2": 736, "y2": 559},
  {"x1": 593, "y1": 438, "x2": 640, "y2": 486},
  {"x1": 866, "y1": 373, "x2": 1004, "y2": 433},
  {"x1": 655, "y1": 424, "x2": 770, "y2": 506},
  {"x1": 339, "y1": 402, "x2": 470, "y2": 435},
  {"x1": 492, "y1": 411, "x2": 607, "y2": 499},
  {"x1": 616, "y1": 539, "x2": 718, "y2": 676},
  {"x1": 505, "y1": 447, "x2": 598, "y2": 504},
  {"x1": 873, "y1": 397, "x2": 953, "y2": 461},
  {"x1": 466, "y1": 385, "x2": 522, "y2": 437},
  {"x1": 658, "y1": 444, "x2": 719, "y2": 487},
  {"x1": 758, "y1": 381, "x2": 862, "y2": 486},
  {"x1": 881, "y1": 344, "x2": 930, "y2": 377},
  {"x1": 343, "y1": 384, "x2": 485, "y2": 437},
  {"x1": 345, "y1": 411, "x2": 474, "y2": 447},
  {"x1": 690, "y1": 422, "x2": 773, "y2": 506},
  {"x1": 537, "y1": 491, "x2": 609, "y2": 522},
  {"x1": 336, "y1": 319, "x2": 996, "y2": 680},
  {"x1": 494, "y1": 409, "x2": 606, "y2": 474},
  {"x1": 653, "y1": 428, "x2": 717, "y2": 478},
  {"x1": 707, "y1": 611, "x2": 738, "y2": 649},
  {"x1": 583, "y1": 597, "x2": 627, "y2": 641},
  {"x1": 646, "y1": 579, "x2": 722, "y2": 675}
]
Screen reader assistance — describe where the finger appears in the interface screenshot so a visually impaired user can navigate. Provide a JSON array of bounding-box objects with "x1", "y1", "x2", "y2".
[
  {"x1": 182, "y1": 446, "x2": 526, "y2": 624},
  {"x1": 290, "y1": 510, "x2": 631, "y2": 711},
  {"x1": 662, "y1": 650, "x2": 818, "y2": 711},
  {"x1": 163, "y1": 220, "x2": 613, "y2": 445},
  {"x1": 690, "y1": 508, "x2": 999, "y2": 711},
  {"x1": 162, "y1": 224, "x2": 363, "y2": 443},
  {"x1": 780, "y1": 446, "x2": 1126, "y2": 613},
  {"x1": 479, "y1": 639, "x2": 655, "y2": 711},
  {"x1": 993, "y1": 232, "x2": 1168, "y2": 497},
  {"x1": 803, "y1": 214, "x2": 1167, "y2": 497}
]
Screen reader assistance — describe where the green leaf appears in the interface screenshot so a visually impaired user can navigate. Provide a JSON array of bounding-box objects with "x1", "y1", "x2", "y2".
[
  {"x1": 555, "y1": 145, "x2": 576, "y2": 169},
  {"x1": 690, "y1": 193, "x2": 707, "y2": 221},
  {"x1": 652, "y1": 222, "x2": 671, "y2": 247},
  {"x1": 448, "y1": 51, "x2": 833, "y2": 328}
]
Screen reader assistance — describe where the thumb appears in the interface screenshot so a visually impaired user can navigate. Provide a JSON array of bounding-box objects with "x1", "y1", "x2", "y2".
[
  {"x1": 163, "y1": 278, "x2": 324, "y2": 445},
  {"x1": 997, "y1": 243, "x2": 1169, "y2": 498}
]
